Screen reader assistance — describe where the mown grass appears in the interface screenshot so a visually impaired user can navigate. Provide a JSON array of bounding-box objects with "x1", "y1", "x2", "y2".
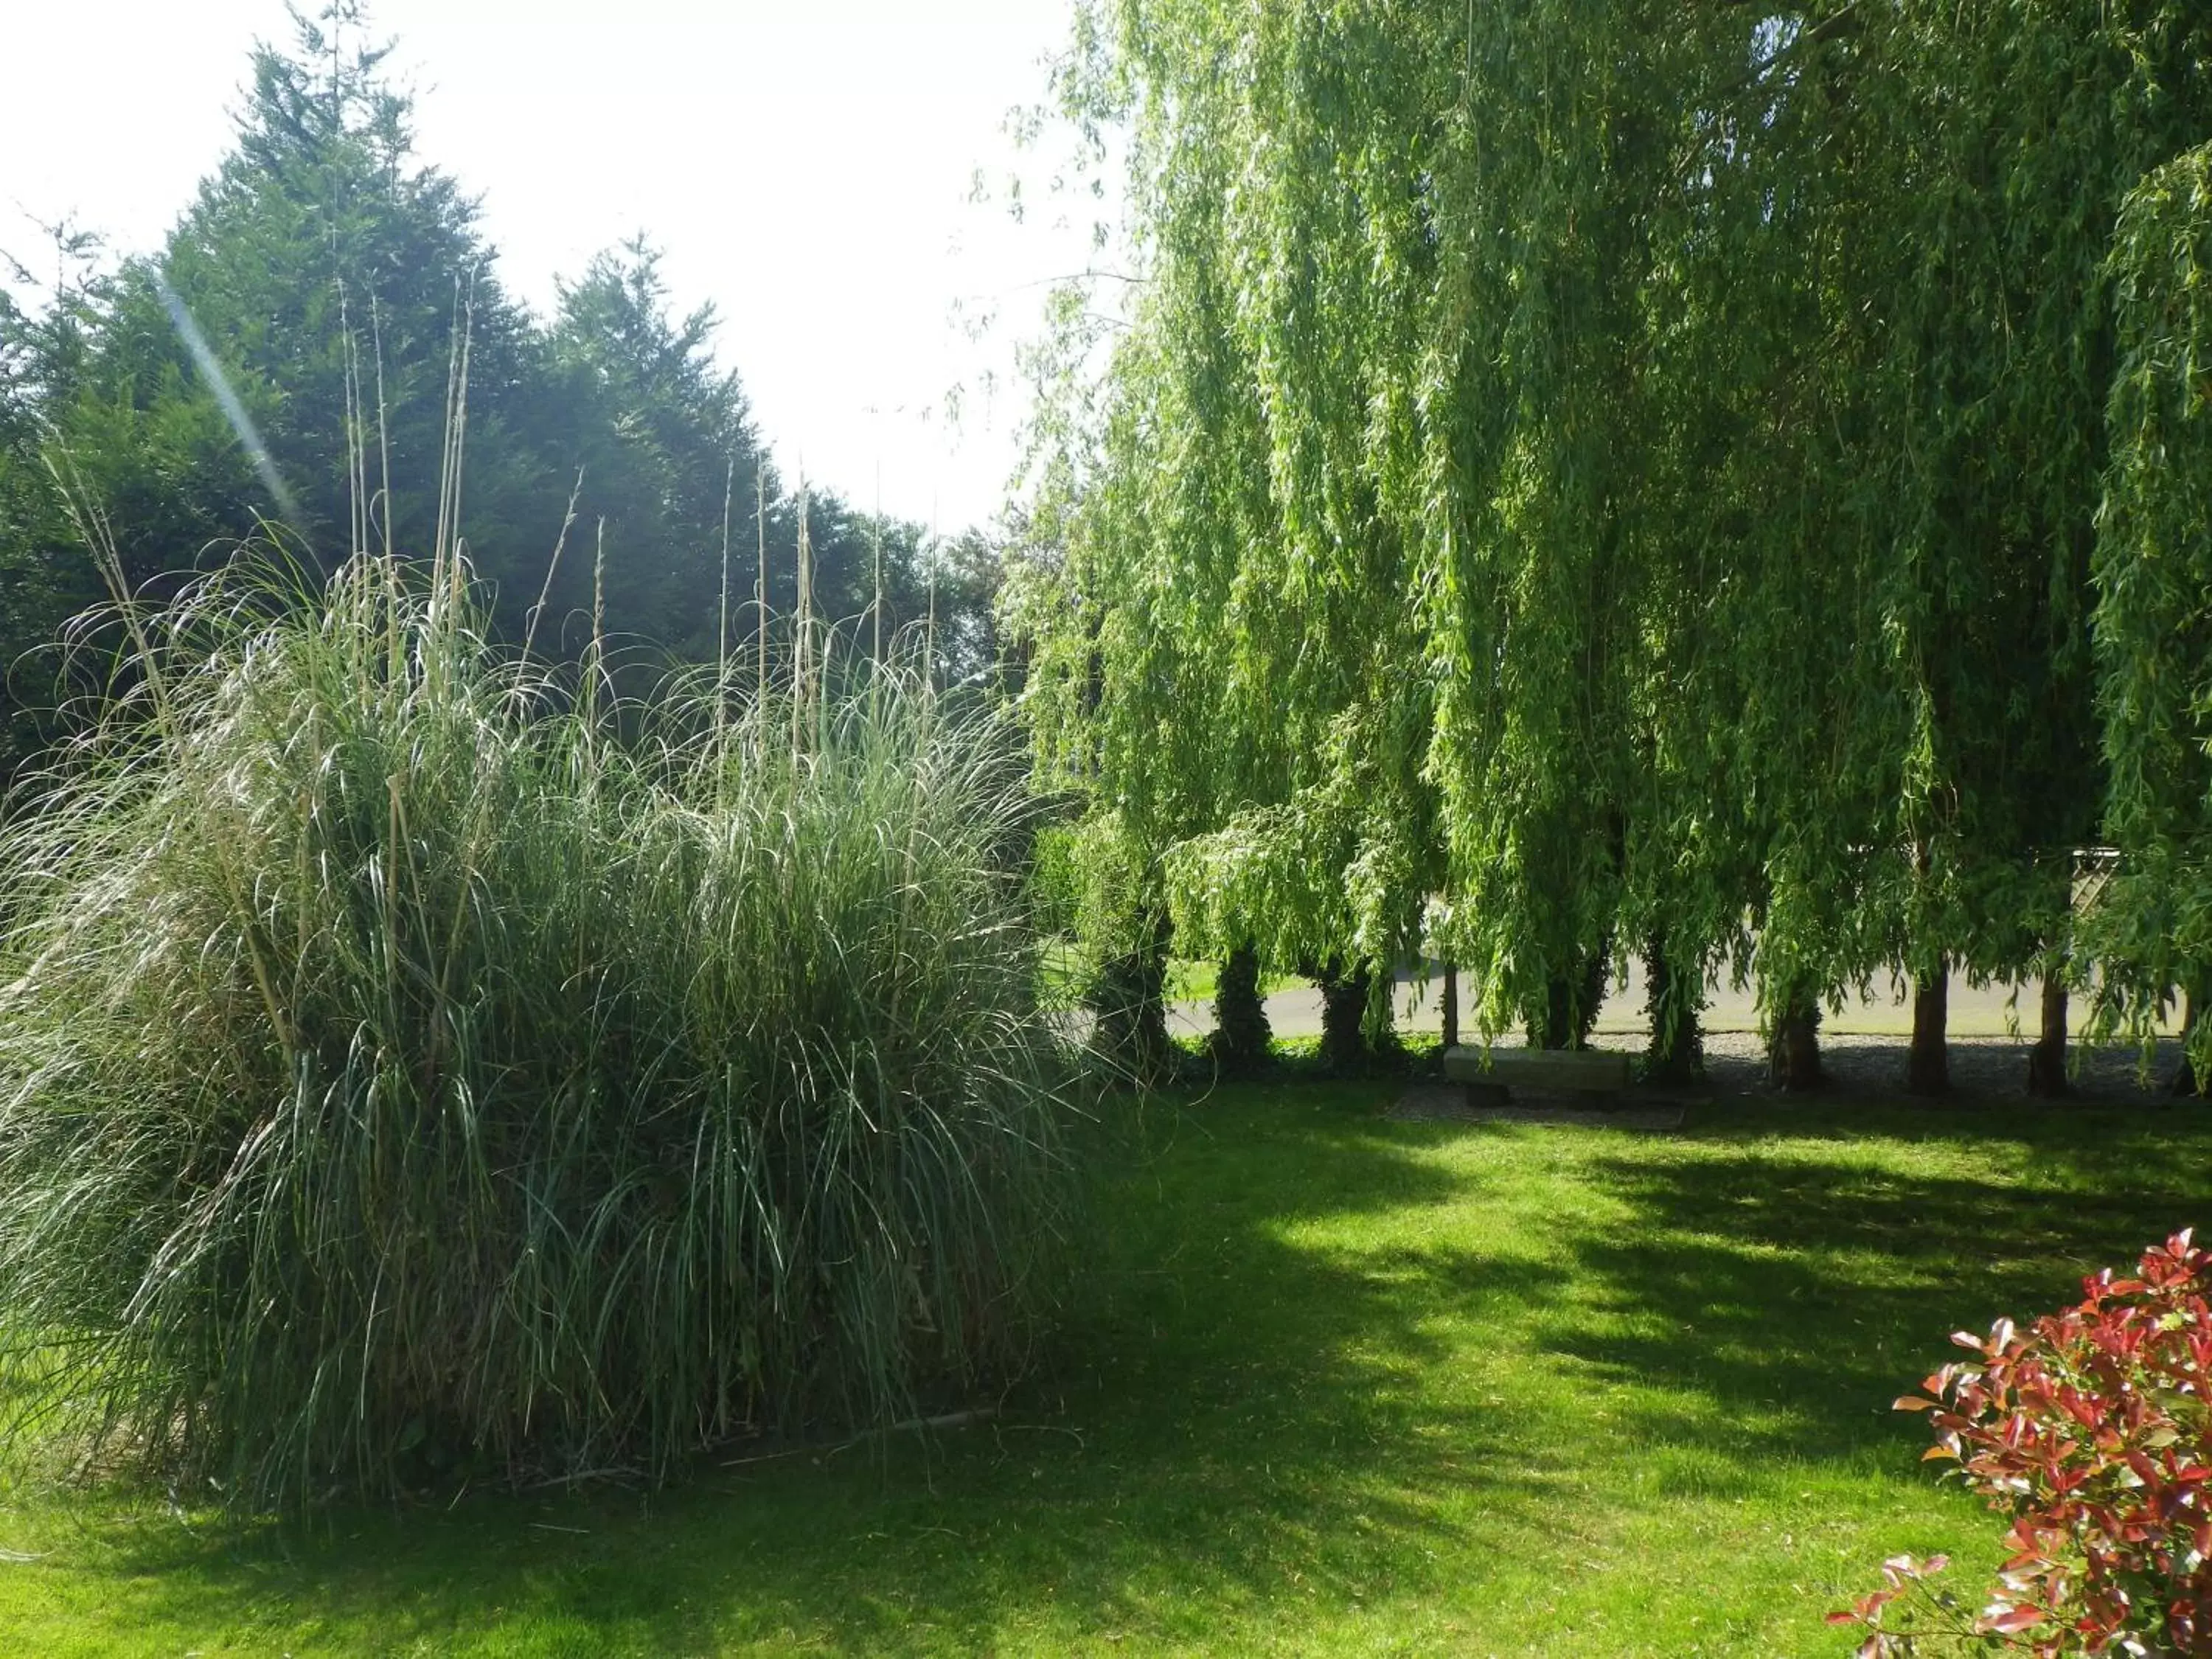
[
  {"x1": 0, "y1": 1082, "x2": 2206, "y2": 1655},
  {"x1": 1037, "y1": 942, "x2": 1299, "y2": 1012}
]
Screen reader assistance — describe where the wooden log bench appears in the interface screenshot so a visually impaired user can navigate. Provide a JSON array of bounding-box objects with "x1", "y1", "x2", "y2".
[{"x1": 1441, "y1": 1043, "x2": 1632, "y2": 1103}]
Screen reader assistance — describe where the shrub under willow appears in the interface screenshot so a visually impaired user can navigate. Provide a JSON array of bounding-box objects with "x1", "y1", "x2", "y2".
[{"x1": 0, "y1": 552, "x2": 1079, "y2": 1508}]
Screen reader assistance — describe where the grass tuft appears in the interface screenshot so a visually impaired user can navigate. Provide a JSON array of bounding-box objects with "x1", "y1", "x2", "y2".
[{"x1": 0, "y1": 550, "x2": 1082, "y2": 1509}]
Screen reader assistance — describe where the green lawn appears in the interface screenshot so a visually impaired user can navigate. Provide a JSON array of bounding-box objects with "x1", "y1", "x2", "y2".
[
  {"x1": 1037, "y1": 943, "x2": 1298, "y2": 1011},
  {"x1": 2, "y1": 1083, "x2": 2206, "y2": 1655}
]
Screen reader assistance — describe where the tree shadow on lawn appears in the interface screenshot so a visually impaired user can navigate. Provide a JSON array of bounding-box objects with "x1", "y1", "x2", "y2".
[
  {"x1": 70, "y1": 1085, "x2": 1582, "y2": 1655},
  {"x1": 1552, "y1": 1099, "x2": 2212, "y2": 1469}
]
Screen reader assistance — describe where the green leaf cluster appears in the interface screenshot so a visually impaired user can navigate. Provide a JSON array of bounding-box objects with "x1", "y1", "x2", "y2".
[
  {"x1": 2096, "y1": 139, "x2": 2212, "y2": 1065},
  {"x1": 1014, "y1": 0, "x2": 2212, "y2": 1051}
]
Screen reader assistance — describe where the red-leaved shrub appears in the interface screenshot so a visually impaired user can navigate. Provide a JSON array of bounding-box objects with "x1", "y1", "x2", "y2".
[{"x1": 1834, "y1": 1231, "x2": 2212, "y2": 1656}]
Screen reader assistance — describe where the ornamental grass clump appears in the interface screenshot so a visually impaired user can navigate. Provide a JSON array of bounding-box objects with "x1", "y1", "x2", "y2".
[{"x1": 0, "y1": 549, "x2": 1079, "y2": 1509}]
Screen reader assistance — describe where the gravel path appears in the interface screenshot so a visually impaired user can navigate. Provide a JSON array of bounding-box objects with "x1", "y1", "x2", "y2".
[
  {"x1": 1385, "y1": 1032, "x2": 2194, "y2": 1122},
  {"x1": 1688, "y1": 1029, "x2": 2189, "y2": 1105},
  {"x1": 1169, "y1": 961, "x2": 2192, "y2": 1107}
]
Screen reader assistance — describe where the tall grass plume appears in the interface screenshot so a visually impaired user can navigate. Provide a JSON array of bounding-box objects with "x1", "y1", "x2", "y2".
[{"x1": 0, "y1": 549, "x2": 1079, "y2": 1508}]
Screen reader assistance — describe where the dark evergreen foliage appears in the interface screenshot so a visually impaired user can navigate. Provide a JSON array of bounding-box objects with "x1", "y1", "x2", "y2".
[{"x1": 0, "y1": 11, "x2": 1003, "y2": 792}]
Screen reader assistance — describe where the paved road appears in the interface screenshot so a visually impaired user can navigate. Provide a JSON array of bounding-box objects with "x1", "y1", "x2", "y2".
[{"x1": 1169, "y1": 958, "x2": 2176, "y2": 1043}]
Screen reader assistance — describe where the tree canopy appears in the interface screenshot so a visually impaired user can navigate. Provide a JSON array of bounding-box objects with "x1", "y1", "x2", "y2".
[
  {"x1": 0, "y1": 6, "x2": 996, "y2": 784},
  {"x1": 1012, "y1": 0, "x2": 2212, "y2": 1079}
]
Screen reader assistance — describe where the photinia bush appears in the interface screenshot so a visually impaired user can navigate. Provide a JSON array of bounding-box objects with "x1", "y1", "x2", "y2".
[{"x1": 1834, "y1": 1231, "x2": 2212, "y2": 1655}]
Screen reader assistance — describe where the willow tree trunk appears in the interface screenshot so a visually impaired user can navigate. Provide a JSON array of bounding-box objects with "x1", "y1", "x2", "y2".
[
  {"x1": 1644, "y1": 933, "x2": 1705, "y2": 1086},
  {"x1": 2173, "y1": 984, "x2": 2206, "y2": 1099},
  {"x1": 1094, "y1": 911, "x2": 1172, "y2": 1085},
  {"x1": 1538, "y1": 978, "x2": 1576, "y2": 1051},
  {"x1": 1905, "y1": 962, "x2": 1950, "y2": 1097},
  {"x1": 1441, "y1": 961, "x2": 1459, "y2": 1051},
  {"x1": 1769, "y1": 984, "x2": 1824, "y2": 1091},
  {"x1": 2025, "y1": 968, "x2": 2070, "y2": 1098},
  {"x1": 1537, "y1": 939, "x2": 1612, "y2": 1051},
  {"x1": 1208, "y1": 944, "x2": 1273, "y2": 1079},
  {"x1": 1310, "y1": 957, "x2": 1372, "y2": 1077}
]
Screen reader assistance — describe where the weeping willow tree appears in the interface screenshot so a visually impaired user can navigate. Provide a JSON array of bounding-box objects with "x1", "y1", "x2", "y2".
[
  {"x1": 2094, "y1": 141, "x2": 2212, "y2": 1093},
  {"x1": 1016, "y1": 1, "x2": 1726, "y2": 1057},
  {"x1": 1604, "y1": 0, "x2": 2207, "y2": 1091},
  {"x1": 1818, "y1": 1, "x2": 2209, "y2": 1095},
  {"x1": 1014, "y1": 0, "x2": 2212, "y2": 1078},
  {"x1": 1009, "y1": 5, "x2": 1447, "y2": 1071}
]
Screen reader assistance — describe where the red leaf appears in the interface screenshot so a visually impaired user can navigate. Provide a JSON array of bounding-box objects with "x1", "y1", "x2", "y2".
[{"x1": 1864, "y1": 1235, "x2": 2212, "y2": 1659}]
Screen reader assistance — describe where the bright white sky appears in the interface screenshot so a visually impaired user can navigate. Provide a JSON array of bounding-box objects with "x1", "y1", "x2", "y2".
[{"x1": 2, "y1": 0, "x2": 1118, "y2": 532}]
